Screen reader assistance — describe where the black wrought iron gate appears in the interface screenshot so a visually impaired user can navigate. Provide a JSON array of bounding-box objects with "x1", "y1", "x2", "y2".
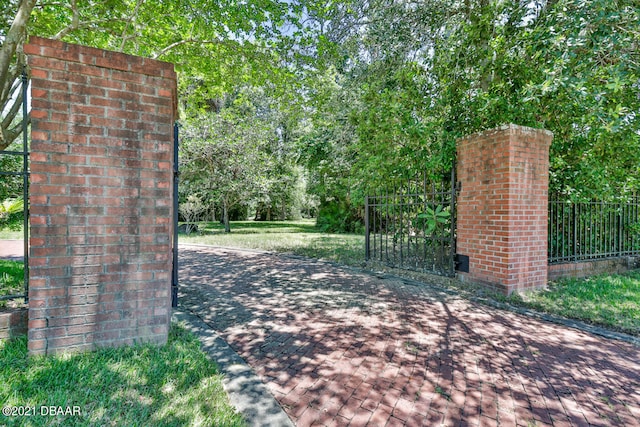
[
  {"x1": 0, "y1": 71, "x2": 29, "y2": 303},
  {"x1": 365, "y1": 169, "x2": 457, "y2": 277}
]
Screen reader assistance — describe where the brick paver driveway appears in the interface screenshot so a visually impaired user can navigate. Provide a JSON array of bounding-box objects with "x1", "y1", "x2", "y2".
[{"x1": 178, "y1": 245, "x2": 639, "y2": 427}]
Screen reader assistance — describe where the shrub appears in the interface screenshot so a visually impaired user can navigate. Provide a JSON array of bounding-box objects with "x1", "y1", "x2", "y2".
[
  {"x1": 0, "y1": 198, "x2": 24, "y2": 231},
  {"x1": 316, "y1": 200, "x2": 363, "y2": 233}
]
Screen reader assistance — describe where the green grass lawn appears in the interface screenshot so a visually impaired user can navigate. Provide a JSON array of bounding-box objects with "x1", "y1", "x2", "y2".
[
  {"x1": 0, "y1": 259, "x2": 24, "y2": 308},
  {"x1": 0, "y1": 228, "x2": 23, "y2": 240},
  {"x1": 507, "y1": 271, "x2": 640, "y2": 336},
  {"x1": 179, "y1": 219, "x2": 365, "y2": 266},
  {"x1": 0, "y1": 324, "x2": 245, "y2": 427}
]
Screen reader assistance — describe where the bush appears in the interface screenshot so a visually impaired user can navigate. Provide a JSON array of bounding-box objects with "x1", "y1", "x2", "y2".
[
  {"x1": 179, "y1": 194, "x2": 206, "y2": 234},
  {"x1": 0, "y1": 155, "x2": 22, "y2": 201},
  {"x1": 316, "y1": 200, "x2": 363, "y2": 233},
  {"x1": 226, "y1": 204, "x2": 249, "y2": 221},
  {"x1": 0, "y1": 199, "x2": 24, "y2": 231}
]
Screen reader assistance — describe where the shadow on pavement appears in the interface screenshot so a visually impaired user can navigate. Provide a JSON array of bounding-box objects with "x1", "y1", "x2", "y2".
[{"x1": 178, "y1": 245, "x2": 640, "y2": 427}]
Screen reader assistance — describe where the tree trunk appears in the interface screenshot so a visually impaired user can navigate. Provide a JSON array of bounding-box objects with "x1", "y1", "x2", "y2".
[
  {"x1": 254, "y1": 202, "x2": 262, "y2": 221},
  {"x1": 223, "y1": 200, "x2": 230, "y2": 233},
  {"x1": 0, "y1": 0, "x2": 38, "y2": 151},
  {"x1": 281, "y1": 196, "x2": 286, "y2": 221}
]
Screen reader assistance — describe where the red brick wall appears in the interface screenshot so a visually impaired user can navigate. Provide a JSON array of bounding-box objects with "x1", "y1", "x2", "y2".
[
  {"x1": 549, "y1": 257, "x2": 639, "y2": 281},
  {"x1": 25, "y1": 37, "x2": 177, "y2": 355},
  {"x1": 456, "y1": 124, "x2": 553, "y2": 294},
  {"x1": 0, "y1": 308, "x2": 28, "y2": 339}
]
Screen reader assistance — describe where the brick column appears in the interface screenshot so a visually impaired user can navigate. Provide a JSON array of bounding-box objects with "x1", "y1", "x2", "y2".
[
  {"x1": 25, "y1": 37, "x2": 177, "y2": 355},
  {"x1": 456, "y1": 124, "x2": 553, "y2": 294}
]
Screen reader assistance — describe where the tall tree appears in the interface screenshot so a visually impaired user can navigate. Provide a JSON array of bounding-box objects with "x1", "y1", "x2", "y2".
[
  {"x1": 180, "y1": 87, "x2": 303, "y2": 231},
  {"x1": 0, "y1": 0, "x2": 314, "y2": 151},
  {"x1": 180, "y1": 105, "x2": 271, "y2": 232},
  {"x1": 306, "y1": 0, "x2": 640, "y2": 201}
]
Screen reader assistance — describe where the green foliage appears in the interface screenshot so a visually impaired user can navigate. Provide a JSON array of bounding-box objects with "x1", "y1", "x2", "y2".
[
  {"x1": 0, "y1": 198, "x2": 23, "y2": 231},
  {"x1": 4, "y1": 0, "x2": 637, "y2": 219},
  {"x1": 0, "y1": 259, "x2": 23, "y2": 307},
  {"x1": 316, "y1": 200, "x2": 363, "y2": 233},
  {"x1": 528, "y1": 0, "x2": 640, "y2": 199},
  {"x1": 0, "y1": 198, "x2": 23, "y2": 217},
  {"x1": 416, "y1": 205, "x2": 451, "y2": 236},
  {"x1": 353, "y1": 64, "x2": 454, "y2": 184},
  {"x1": 305, "y1": 0, "x2": 640, "y2": 202},
  {"x1": 0, "y1": 324, "x2": 246, "y2": 426},
  {"x1": 178, "y1": 195, "x2": 206, "y2": 235},
  {"x1": 631, "y1": 223, "x2": 640, "y2": 251},
  {"x1": 180, "y1": 108, "x2": 264, "y2": 232},
  {"x1": 297, "y1": 68, "x2": 358, "y2": 202},
  {"x1": 1, "y1": 0, "x2": 316, "y2": 150},
  {"x1": 0, "y1": 152, "x2": 22, "y2": 201},
  {"x1": 180, "y1": 86, "x2": 304, "y2": 231},
  {"x1": 25, "y1": 0, "x2": 317, "y2": 115}
]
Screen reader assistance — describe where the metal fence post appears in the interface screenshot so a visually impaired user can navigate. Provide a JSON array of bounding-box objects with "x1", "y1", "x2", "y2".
[
  {"x1": 450, "y1": 167, "x2": 457, "y2": 276},
  {"x1": 364, "y1": 195, "x2": 370, "y2": 261},
  {"x1": 171, "y1": 122, "x2": 179, "y2": 308},
  {"x1": 22, "y1": 70, "x2": 29, "y2": 303},
  {"x1": 572, "y1": 203, "x2": 578, "y2": 263},
  {"x1": 0, "y1": 71, "x2": 30, "y2": 303}
]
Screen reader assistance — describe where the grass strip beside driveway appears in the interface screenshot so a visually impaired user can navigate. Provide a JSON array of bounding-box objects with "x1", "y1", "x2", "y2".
[
  {"x1": 507, "y1": 270, "x2": 640, "y2": 336},
  {"x1": 0, "y1": 324, "x2": 245, "y2": 427}
]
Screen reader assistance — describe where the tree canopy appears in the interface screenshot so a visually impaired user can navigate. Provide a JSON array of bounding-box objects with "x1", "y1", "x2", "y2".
[
  {"x1": 309, "y1": 0, "x2": 639, "y2": 201},
  {"x1": 1, "y1": 0, "x2": 639, "y2": 230},
  {"x1": 179, "y1": 87, "x2": 306, "y2": 231},
  {"x1": 0, "y1": 0, "x2": 315, "y2": 151}
]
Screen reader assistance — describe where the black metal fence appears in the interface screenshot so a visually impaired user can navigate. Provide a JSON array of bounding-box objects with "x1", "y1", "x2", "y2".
[
  {"x1": 365, "y1": 170, "x2": 457, "y2": 276},
  {"x1": 549, "y1": 196, "x2": 640, "y2": 264},
  {"x1": 0, "y1": 71, "x2": 29, "y2": 303}
]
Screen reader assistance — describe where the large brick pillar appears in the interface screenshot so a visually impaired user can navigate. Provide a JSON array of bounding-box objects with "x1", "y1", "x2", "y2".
[
  {"x1": 25, "y1": 37, "x2": 177, "y2": 355},
  {"x1": 456, "y1": 124, "x2": 553, "y2": 294}
]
